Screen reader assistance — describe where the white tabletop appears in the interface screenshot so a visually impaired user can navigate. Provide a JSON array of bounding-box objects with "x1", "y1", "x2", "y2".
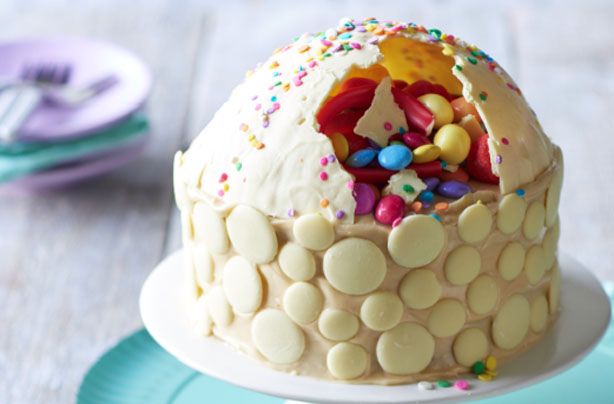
[{"x1": 1, "y1": 1, "x2": 612, "y2": 403}]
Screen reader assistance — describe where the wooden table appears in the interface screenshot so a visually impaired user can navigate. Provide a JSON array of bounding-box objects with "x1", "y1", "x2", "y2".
[{"x1": 1, "y1": 1, "x2": 612, "y2": 402}]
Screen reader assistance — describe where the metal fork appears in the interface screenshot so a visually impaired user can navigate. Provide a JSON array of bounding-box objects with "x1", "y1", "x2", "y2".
[{"x1": 0, "y1": 63, "x2": 72, "y2": 144}]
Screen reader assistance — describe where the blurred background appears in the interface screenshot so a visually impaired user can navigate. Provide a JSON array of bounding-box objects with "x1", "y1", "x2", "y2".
[{"x1": 1, "y1": 0, "x2": 612, "y2": 402}]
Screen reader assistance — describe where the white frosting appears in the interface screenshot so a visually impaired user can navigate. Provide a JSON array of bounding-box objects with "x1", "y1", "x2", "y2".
[{"x1": 175, "y1": 18, "x2": 554, "y2": 224}]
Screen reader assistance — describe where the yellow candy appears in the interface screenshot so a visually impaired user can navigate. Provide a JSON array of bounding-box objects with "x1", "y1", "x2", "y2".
[
  {"x1": 485, "y1": 355, "x2": 497, "y2": 371},
  {"x1": 433, "y1": 124, "x2": 471, "y2": 165},
  {"x1": 478, "y1": 373, "x2": 493, "y2": 382},
  {"x1": 412, "y1": 144, "x2": 441, "y2": 164},
  {"x1": 417, "y1": 93, "x2": 454, "y2": 129},
  {"x1": 330, "y1": 132, "x2": 349, "y2": 162}
]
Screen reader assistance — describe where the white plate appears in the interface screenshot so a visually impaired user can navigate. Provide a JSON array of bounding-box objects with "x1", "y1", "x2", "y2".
[{"x1": 140, "y1": 250, "x2": 610, "y2": 404}]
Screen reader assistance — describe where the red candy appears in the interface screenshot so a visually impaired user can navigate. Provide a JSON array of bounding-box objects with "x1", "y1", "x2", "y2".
[
  {"x1": 375, "y1": 195, "x2": 405, "y2": 225},
  {"x1": 402, "y1": 132, "x2": 430, "y2": 149},
  {"x1": 393, "y1": 79, "x2": 408, "y2": 90},
  {"x1": 465, "y1": 134, "x2": 500, "y2": 184},
  {"x1": 408, "y1": 161, "x2": 443, "y2": 179},
  {"x1": 391, "y1": 87, "x2": 435, "y2": 135},
  {"x1": 440, "y1": 167, "x2": 470, "y2": 183},
  {"x1": 343, "y1": 166, "x2": 395, "y2": 185},
  {"x1": 340, "y1": 77, "x2": 377, "y2": 92},
  {"x1": 317, "y1": 85, "x2": 376, "y2": 127},
  {"x1": 404, "y1": 79, "x2": 454, "y2": 101}
]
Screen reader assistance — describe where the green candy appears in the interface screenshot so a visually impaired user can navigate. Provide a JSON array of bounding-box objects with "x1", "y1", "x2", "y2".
[
  {"x1": 437, "y1": 379, "x2": 452, "y2": 388},
  {"x1": 472, "y1": 361, "x2": 486, "y2": 375}
]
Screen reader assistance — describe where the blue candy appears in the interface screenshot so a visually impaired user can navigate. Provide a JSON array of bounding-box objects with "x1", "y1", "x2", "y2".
[
  {"x1": 377, "y1": 144, "x2": 413, "y2": 170},
  {"x1": 346, "y1": 148, "x2": 377, "y2": 168},
  {"x1": 419, "y1": 191, "x2": 434, "y2": 203},
  {"x1": 437, "y1": 180, "x2": 472, "y2": 199}
]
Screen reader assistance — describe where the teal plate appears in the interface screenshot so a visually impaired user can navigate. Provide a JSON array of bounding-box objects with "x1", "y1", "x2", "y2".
[{"x1": 78, "y1": 284, "x2": 613, "y2": 404}]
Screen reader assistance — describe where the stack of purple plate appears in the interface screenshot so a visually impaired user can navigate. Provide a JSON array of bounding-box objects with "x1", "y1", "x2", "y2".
[{"x1": 0, "y1": 37, "x2": 153, "y2": 191}]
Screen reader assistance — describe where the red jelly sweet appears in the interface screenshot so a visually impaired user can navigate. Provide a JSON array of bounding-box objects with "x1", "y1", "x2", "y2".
[
  {"x1": 317, "y1": 85, "x2": 376, "y2": 128},
  {"x1": 404, "y1": 79, "x2": 453, "y2": 101},
  {"x1": 343, "y1": 166, "x2": 395, "y2": 185},
  {"x1": 465, "y1": 134, "x2": 500, "y2": 184},
  {"x1": 391, "y1": 87, "x2": 435, "y2": 135},
  {"x1": 408, "y1": 161, "x2": 443, "y2": 179},
  {"x1": 340, "y1": 77, "x2": 377, "y2": 92},
  {"x1": 375, "y1": 194, "x2": 405, "y2": 225},
  {"x1": 320, "y1": 110, "x2": 364, "y2": 136},
  {"x1": 440, "y1": 167, "x2": 470, "y2": 183}
]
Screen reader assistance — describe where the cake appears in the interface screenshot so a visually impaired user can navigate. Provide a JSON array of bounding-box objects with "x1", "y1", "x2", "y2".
[{"x1": 173, "y1": 17, "x2": 563, "y2": 384}]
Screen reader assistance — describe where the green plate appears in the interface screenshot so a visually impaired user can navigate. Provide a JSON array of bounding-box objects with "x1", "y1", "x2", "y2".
[{"x1": 78, "y1": 284, "x2": 613, "y2": 404}]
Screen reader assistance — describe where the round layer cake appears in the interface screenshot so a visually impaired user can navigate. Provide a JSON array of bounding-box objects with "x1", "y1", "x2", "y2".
[{"x1": 173, "y1": 17, "x2": 563, "y2": 384}]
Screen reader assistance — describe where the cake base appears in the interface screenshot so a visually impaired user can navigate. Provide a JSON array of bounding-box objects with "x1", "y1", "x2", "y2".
[{"x1": 140, "y1": 250, "x2": 610, "y2": 404}]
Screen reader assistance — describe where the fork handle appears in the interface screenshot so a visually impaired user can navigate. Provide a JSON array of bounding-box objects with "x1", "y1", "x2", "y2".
[{"x1": 0, "y1": 86, "x2": 43, "y2": 144}]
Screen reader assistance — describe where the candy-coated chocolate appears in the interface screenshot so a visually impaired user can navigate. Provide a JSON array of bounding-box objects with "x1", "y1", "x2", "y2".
[
  {"x1": 417, "y1": 93, "x2": 454, "y2": 129},
  {"x1": 378, "y1": 144, "x2": 413, "y2": 170},
  {"x1": 424, "y1": 177, "x2": 440, "y2": 192},
  {"x1": 451, "y1": 97, "x2": 481, "y2": 123},
  {"x1": 465, "y1": 134, "x2": 499, "y2": 184},
  {"x1": 433, "y1": 124, "x2": 471, "y2": 165},
  {"x1": 419, "y1": 190, "x2": 434, "y2": 202},
  {"x1": 367, "y1": 183, "x2": 381, "y2": 200},
  {"x1": 346, "y1": 148, "x2": 377, "y2": 168},
  {"x1": 412, "y1": 144, "x2": 441, "y2": 164},
  {"x1": 408, "y1": 161, "x2": 443, "y2": 179},
  {"x1": 440, "y1": 167, "x2": 469, "y2": 182},
  {"x1": 330, "y1": 132, "x2": 349, "y2": 162},
  {"x1": 402, "y1": 132, "x2": 430, "y2": 149},
  {"x1": 437, "y1": 180, "x2": 472, "y2": 199},
  {"x1": 353, "y1": 182, "x2": 376, "y2": 215},
  {"x1": 375, "y1": 194, "x2": 405, "y2": 225}
]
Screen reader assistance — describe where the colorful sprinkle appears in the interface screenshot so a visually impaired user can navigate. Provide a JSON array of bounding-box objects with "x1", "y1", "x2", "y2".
[
  {"x1": 319, "y1": 172, "x2": 328, "y2": 181},
  {"x1": 411, "y1": 201, "x2": 423, "y2": 213},
  {"x1": 335, "y1": 210, "x2": 345, "y2": 219},
  {"x1": 437, "y1": 380, "x2": 452, "y2": 388},
  {"x1": 479, "y1": 91, "x2": 488, "y2": 101},
  {"x1": 219, "y1": 173, "x2": 228, "y2": 183},
  {"x1": 320, "y1": 198, "x2": 329, "y2": 208},
  {"x1": 435, "y1": 202, "x2": 449, "y2": 211},
  {"x1": 320, "y1": 156, "x2": 329, "y2": 166},
  {"x1": 430, "y1": 213, "x2": 442, "y2": 222},
  {"x1": 327, "y1": 154, "x2": 336, "y2": 163},
  {"x1": 516, "y1": 188, "x2": 526, "y2": 197},
  {"x1": 235, "y1": 162, "x2": 242, "y2": 171},
  {"x1": 454, "y1": 380, "x2": 470, "y2": 391},
  {"x1": 402, "y1": 184, "x2": 415, "y2": 194},
  {"x1": 501, "y1": 137, "x2": 509, "y2": 145},
  {"x1": 383, "y1": 121, "x2": 393, "y2": 131},
  {"x1": 495, "y1": 155, "x2": 503, "y2": 164},
  {"x1": 287, "y1": 208, "x2": 295, "y2": 217}
]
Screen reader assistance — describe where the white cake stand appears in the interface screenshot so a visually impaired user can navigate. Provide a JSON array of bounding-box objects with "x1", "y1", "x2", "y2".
[{"x1": 140, "y1": 250, "x2": 610, "y2": 404}]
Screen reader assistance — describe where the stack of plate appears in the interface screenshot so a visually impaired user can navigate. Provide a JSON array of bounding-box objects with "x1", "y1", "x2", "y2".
[{"x1": 0, "y1": 38, "x2": 152, "y2": 191}]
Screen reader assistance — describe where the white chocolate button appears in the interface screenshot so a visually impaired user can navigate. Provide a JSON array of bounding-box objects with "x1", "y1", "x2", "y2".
[
  {"x1": 206, "y1": 286, "x2": 234, "y2": 326},
  {"x1": 278, "y1": 242, "x2": 316, "y2": 281},
  {"x1": 184, "y1": 251, "x2": 200, "y2": 303},
  {"x1": 226, "y1": 205, "x2": 278, "y2": 264},
  {"x1": 545, "y1": 167, "x2": 563, "y2": 227},
  {"x1": 399, "y1": 269, "x2": 441, "y2": 309},
  {"x1": 376, "y1": 322, "x2": 435, "y2": 374},
  {"x1": 525, "y1": 245, "x2": 546, "y2": 285},
  {"x1": 388, "y1": 215, "x2": 445, "y2": 268},
  {"x1": 542, "y1": 228, "x2": 557, "y2": 271},
  {"x1": 427, "y1": 299, "x2": 466, "y2": 338},
  {"x1": 458, "y1": 203, "x2": 493, "y2": 244},
  {"x1": 192, "y1": 202, "x2": 229, "y2": 254},
  {"x1": 293, "y1": 213, "x2": 335, "y2": 251},
  {"x1": 193, "y1": 243, "x2": 214, "y2": 288},
  {"x1": 453, "y1": 328, "x2": 489, "y2": 367},
  {"x1": 445, "y1": 245, "x2": 481, "y2": 286},
  {"x1": 467, "y1": 275, "x2": 498, "y2": 315},
  {"x1": 283, "y1": 282, "x2": 323, "y2": 324},
  {"x1": 318, "y1": 309, "x2": 359, "y2": 341},
  {"x1": 523, "y1": 201, "x2": 545, "y2": 240},
  {"x1": 326, "y1": 342, "x2": 368, "y2": 380},
  {"x1": 252, "y1": 309, "x2": 305, "y2": 364},
  {"x1": 498, "y1": 242, "x2": 526, "y2": 281},
  {"x1": 173, "y1": 151, "x2": 190, "y2": 210},
  {"x1": 549, "y1": 265, "x2": 561, "y2": 315},
  {"x1": 193, "y1": 295, "x2": 213, "y2": 336},
  {"x1": 323, "y1": 238, "x2": 386, "y2": 295},
  {"x1": 531, "y1": 295, "x2": 549, "y2": 333},
  {"x1": 492, "y1": 294, "x2": 530, "y2": 349},
  {"x1": 360, "y1": 291, "x2": 403, "y2": 331},
  {"x1": 181, "y1": 211, "x2": 194, "y2": 244},
  {"x1": 497, "y1": 194, "x2": 527, "y2": 234},
  {"x1": 222, "y1": 256, "x2": 263, "y2": 314}
]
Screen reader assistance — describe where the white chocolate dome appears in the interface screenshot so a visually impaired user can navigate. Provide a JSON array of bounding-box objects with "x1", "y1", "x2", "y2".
[{"x1": 176, "y1": 18, "x2": 554, "y2": 223}]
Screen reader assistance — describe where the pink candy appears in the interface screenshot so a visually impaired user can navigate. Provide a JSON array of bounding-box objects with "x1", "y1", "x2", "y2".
[
  {"x1": 353, "y1": 182, "x2": 376, "y2": 215},
  {"x1": 454, "y1": 380, "x2": 470, "y2": 391},
  {"x1": 375, "y1": 195, "x2": 405, "y2": 225}
]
